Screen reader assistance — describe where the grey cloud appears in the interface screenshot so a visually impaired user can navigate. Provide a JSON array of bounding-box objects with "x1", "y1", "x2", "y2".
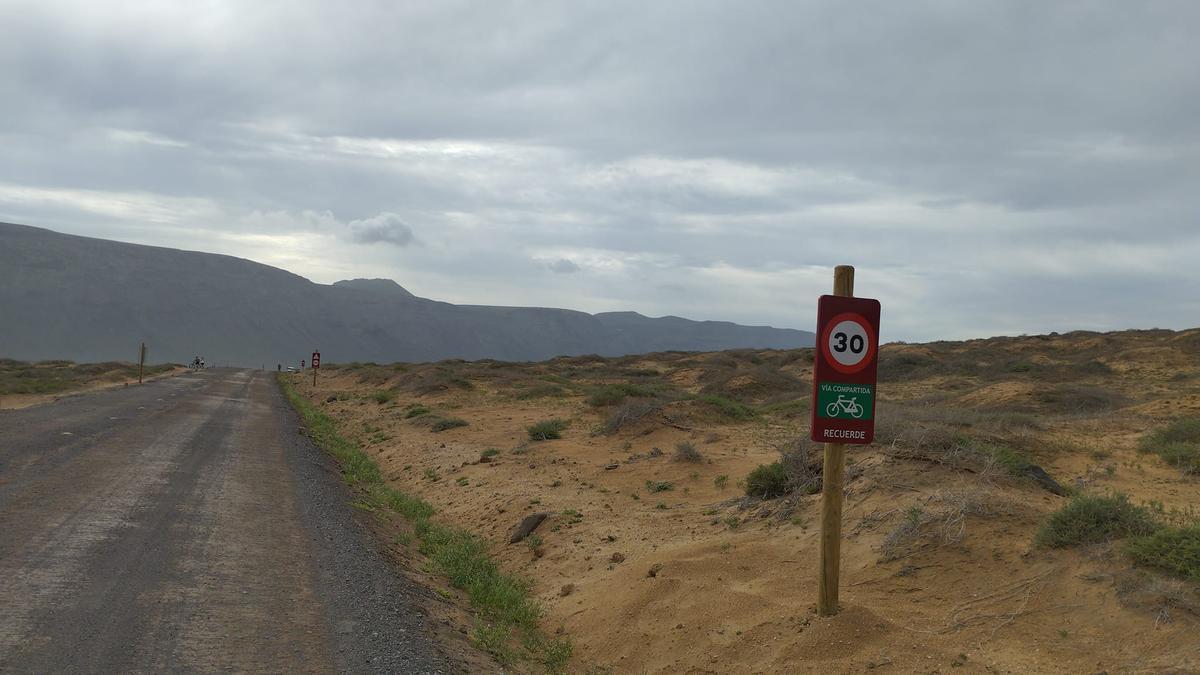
[
  {"x1": 547, "y1": 258, "x2": 580, "y2": 274},
  {"x1": 346, "y1": 214, "x2": 416, "y2": 247},
  {"x1": 0, "y1": 1, "x2": 1198, "y2": 340}
]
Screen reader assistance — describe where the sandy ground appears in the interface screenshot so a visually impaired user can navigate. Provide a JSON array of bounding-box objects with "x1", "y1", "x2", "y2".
[{"x1": 295, "y1": 328, "x2": 1200, "y2": 673}]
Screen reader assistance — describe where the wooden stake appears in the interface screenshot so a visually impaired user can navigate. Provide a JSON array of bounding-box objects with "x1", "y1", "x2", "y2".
[
  {"x1": 138, "y1": 342, "x2": 146, "y2": 384},
  {"x1": 818, "y1": 265, "x2": 854, "y2": 616}
]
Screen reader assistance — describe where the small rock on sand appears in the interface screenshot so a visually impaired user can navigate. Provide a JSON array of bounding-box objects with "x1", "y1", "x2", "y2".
[{"x1": 509, "y1": 512, "x2": 551, "y2": 543}]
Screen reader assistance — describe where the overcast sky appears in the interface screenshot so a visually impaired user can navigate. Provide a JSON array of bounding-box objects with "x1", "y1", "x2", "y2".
[{"x1": 2, "y1": 1, "x2": 1198, "y2": 341}]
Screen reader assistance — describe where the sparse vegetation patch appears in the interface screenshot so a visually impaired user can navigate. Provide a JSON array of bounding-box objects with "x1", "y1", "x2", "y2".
[
  {"x1": 587, "y1": 383, "x2": 657, "y2": 407},
  {"x1": 696, "y1": 394, "x2": 755, "y2": 420},
  {"x1": 528, "y1": 419, "x2": 569, "y2": 441},
  {"x1": 1036, "y1": 493, "x2": 1158, "y2": 548},
  {"x1": 1127, "y1": 525, "x2": 1200, "y2": 583},
  {"x1": 430, "y1": 417, "x2": 469, "y2": 432},
  {"x1": 1139, "y1": 418, "x2": 1200, "y2": 475},
  {"x1": 673, "y1": 441, "x2": 703, "y2": 463},
  {"x1": 744, "y1": 462, "x2": 789, "y2": 499}
]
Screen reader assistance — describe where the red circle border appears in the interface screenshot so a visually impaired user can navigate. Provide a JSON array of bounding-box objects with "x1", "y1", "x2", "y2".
[{"x1": 820, "y1": 312, "x2": 877, "y2": 375}]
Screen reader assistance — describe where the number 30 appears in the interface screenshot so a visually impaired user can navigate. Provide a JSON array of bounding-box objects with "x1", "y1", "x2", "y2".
[{"x1": 833, "y1": 332, "x2": 865, "y2": 354}]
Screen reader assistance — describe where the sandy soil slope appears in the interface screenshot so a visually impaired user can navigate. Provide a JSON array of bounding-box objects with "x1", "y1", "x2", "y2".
[{"x1": 294, "y1": 328, "x2": 1200, "y2": 673}]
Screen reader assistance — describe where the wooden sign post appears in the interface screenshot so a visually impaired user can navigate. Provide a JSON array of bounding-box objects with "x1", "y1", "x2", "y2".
[
  {"x1": 138, "y1": 342, "x2": 147, "y2": 384},
  {"x1": 812, "y1": 265, "x2": 881, "y2": 616},
  {"x1": 311, "y1": 350, "x2": 321, "y2": 387}
]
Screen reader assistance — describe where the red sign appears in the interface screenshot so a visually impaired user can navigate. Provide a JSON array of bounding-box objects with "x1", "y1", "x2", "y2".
[
  {"x1": 811, "y1": 295, "x2": 880, "y2": 445},
  {"x1": 311, "y1": 351, "x2": 321, "y2": 369}
]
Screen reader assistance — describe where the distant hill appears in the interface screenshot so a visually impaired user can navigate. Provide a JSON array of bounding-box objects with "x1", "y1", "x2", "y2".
[{"x1": 0, "y1": 222, "x2": 814, "y2": 365}]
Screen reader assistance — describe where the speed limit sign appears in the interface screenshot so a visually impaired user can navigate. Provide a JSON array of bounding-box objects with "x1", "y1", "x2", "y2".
[{"x1": 811, "y1": 295, "x2": 881, "y2": 444}]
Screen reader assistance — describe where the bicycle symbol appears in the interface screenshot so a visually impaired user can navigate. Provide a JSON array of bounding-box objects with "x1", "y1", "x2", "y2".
[{"x1": 825, "y1": 395, "x2": 864, "y2": 419}]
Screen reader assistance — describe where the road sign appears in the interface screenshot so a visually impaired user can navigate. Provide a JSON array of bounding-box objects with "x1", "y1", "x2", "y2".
[
  {"x1": 311, "y1": 351, "x2": 321, "y2": 369},
  {"x1": 811, "y1": 295, "x2": 880, "y2": 445}
]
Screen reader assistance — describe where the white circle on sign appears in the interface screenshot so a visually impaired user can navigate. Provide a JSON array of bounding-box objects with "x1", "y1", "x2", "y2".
[{"x1": 827, "y1": 319, "x2": 870, "y2": 368}]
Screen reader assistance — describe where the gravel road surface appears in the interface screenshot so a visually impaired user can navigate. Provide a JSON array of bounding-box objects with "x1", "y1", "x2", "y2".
[{"x1": 0, "y1": 369, "x2": 456, "y2": 673}]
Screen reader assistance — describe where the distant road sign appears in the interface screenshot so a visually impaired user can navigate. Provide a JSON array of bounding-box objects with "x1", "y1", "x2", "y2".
[
  {"x1": 312, "y1": 351, "x2": 321, "y2": 369},
  {"x1": 811, "y1": 295, "x2": 881, "y2": 444}
]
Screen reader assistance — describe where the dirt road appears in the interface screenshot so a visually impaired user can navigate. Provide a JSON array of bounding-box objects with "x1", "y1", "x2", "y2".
[{"x1": 0, "y1": 369, "x2": 453, "y2": 673}]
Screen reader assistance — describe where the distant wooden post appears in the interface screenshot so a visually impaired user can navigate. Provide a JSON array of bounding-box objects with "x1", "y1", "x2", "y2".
[
  {"x1": 138, "y1": 342, "x2": 147, "y2": 384},
  {"x1": 818, "y1": 265, "x2": 854, "y2": 616}
]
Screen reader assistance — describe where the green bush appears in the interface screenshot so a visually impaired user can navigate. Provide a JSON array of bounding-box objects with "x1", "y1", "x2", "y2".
[
  {"x1": 1035, "y1": 493, "x2": 1159, "y2": 548},
  {"x1": 431, "y1": 417, "x2": 469, "y2": 432},
  {"x1": 645, "y1": 480, "x2": 674, "y2": 493},
  {"x1": 673, "y1": 440, "x2": 703, "y2": 463},
  {"x1": 587, "y1": 383, "x2": 655, "y2": 407},
  {"x1": 514, "y1": 384, "x2": 566, "y2": 400},
  {"x1": 1127, "y1": 525, "x2": 1200, "y2": 582},
  {"x1": 745, "y1": 462, "x2": 789, "y2": 499},
  {"x1": 1156, "y1": 442, "x2": 1200, "y2": 474},
  {"x1": 698, "y1": 394, "x2": 755, "y2": 420},
  {"x1": 372, "y1": 390, "x2": 395, "y2": 404},
  {"x1": 528, "y1": 419, "x2": 569, "y2": 441},
  {"x1": 1139, "y1": 418, "x2": 1200, "y2": 474},
  {"x1": 1141, "y1": 417, "x2": 1200, "y2": 446},
  {"x1": 404, "y1": 405, "x2": 431, "y2": 418}
]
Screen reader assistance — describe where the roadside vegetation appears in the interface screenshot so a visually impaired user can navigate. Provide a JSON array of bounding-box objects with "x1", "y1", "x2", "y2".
[
  {"x1": 0, "y1": 358, "x2": 174, "y2": 395},
  {"x1": 528, "y1": 419, "x2": 568, "y2": 441},
  {"x1": 1139, "y1": 417, "x2": 1200, "y2": 475},
  {"x1": 279, "y1": 376, "x2": 571, "y2": 671},
  {"x1": 1037, "y1": 491, "x2": 1200, "y2": 584}
]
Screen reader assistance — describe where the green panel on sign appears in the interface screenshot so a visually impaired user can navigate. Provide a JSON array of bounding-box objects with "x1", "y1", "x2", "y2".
[{"x1": 816, "y1": 382, "x2": 874, "y2": 420}]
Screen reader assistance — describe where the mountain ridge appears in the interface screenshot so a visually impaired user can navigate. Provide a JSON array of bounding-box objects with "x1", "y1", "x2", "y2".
[{"x1": 0, "y1": 222, "x2": 815, "y2": 365}]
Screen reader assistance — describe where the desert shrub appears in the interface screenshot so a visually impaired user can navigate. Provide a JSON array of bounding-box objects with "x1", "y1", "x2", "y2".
[
  {"x1": 601, "y1": 400, "x2": 662, "y2": 434},
  {"x1": 1032, "y1": 383, "x2": 1128, "y2": 414},
  {"x1": 373, "y1": 390, "x2": 395, "y2": 404},
  {"x1": 1141, "y1": 418, "x2": 1200, "y2": 446},
  {"x1": 405, "y1": 405, "x2": 431, "y2": 418},
  {"x1": 776, "y1": 437, "x2": 823, "y2": 494},
  {"x1": 1036, "y1": 493, "x2": 1159, "y2": 548},
  {"x1": 744, "y1": 462, "x2": 789, "y2": 499},
  {"x1": 697, "y1": 394, "x2": 755, "y2": 420},
  {"x1": 1140, "y1": 418, "x2": 1200, "y2": 474},
  {"x1": 673, "y1": 441, "x2": 703, "y2": 463},
  {"x1": 876, "y1": 350, "x2": 939, "y2": 381},
  {"x1": 879, "y1": 506, "x2": 930, "y2": 561},
  {"x1": 528, "y1": 419, "x2": 568, "y2": 441},
  {"x1": 645, "y1": 480, "x2": 673, "y2": 493},
  {"x1": 1127, "y1": 525, "x2": 1200, "y2": 582},
  {"x1": 758, "y1": 398, "x2": 810, "y2": 418},
  {"x1": 699, "y1": 364, "x2": 804, "y2": 403},
  {"x1": 396, "y1": 366, "x2": 475, "y2": 395},
  {"x1": 1156, "y1": 443, "x2": 1200, "y2": 474},
  {"x1": 587, "y1": 383, "x2": 656, "y2": 407},
  {"x1": 878, "y1": 490, "x2": 1005, "y2": 561},
  {"x1": 713, "y1": 474, "x2": 729, "y2": 489},
  {"x1": 431, "y1": 418, "x2": 469, "y2": 432},
  {"x1": 514, "y1": 384, "x2": 566, "y2": 400}
]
